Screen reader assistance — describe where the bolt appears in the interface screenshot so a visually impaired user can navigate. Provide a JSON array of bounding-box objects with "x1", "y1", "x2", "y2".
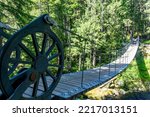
[
  {"x1": 44, "y1": 15, "x2": 52, "y2": 24},
  {"x1": 44, "y1": 15, "x2": 56, "y2": 26}
]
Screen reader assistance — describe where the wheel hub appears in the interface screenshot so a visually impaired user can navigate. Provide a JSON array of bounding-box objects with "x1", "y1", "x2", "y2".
[
  {"x1": 34, "y1": 55, "x2": 48, "y2": 73},
  {"x1": 30, "y1": 72, "x2": 37, "y2": 81}
]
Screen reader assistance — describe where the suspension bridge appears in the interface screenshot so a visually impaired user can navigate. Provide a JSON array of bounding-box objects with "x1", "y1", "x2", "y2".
[
  {"x1": 49, "y1": 39, "x2": 139, "y2": 99},
  {"x1": 0, "y1": 14, "x2": 139, "y2": 100}
]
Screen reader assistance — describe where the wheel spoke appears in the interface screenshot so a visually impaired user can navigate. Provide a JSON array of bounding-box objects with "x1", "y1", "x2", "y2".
[
  {"x1": 46, "y1": 69, "x2": 56, "y2": 81},
  {"x1": 48, "y1": 53, "x2": 61, "y2": 61},
  {"x1": 31, "y1": 33, "x2": 39, "y2": 56},
  {"x1": 19, "y1": 43, "x2": 35, "y2": 60},
  {"x1": 48, "y1": 64, "x2": 61, "y2": 68},
  {"x1": 41, "y1": 74, "x2": 48, "y2": 91},
  {"x1": 10, "y1": 69, "x2": 29, "y2": 84},
  {"x1": 9, "y1": 58, "x2": 33, "y2": 64},
  {"x1": 17, "y1": 60, "x2": 33, "y2": 64},
  {"x1": 41, "y1": 33, "x2": 48, "y2": 54},
  {"x1": 46, "y1": 41, "x2": 56, "y2": 56},
  {"x1": 9, "y1": 58, "x2": 17, "y2": 63},
  {"x1": 32, "y1": 77, "x2": 40, "y2": 97}
]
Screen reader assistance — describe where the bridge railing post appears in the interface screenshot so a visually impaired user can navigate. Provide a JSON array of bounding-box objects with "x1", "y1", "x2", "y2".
[
  {"x1": 112, "y1": 49, "x2": 115, "y2": 74},
  {"x1": 115, "y1": 49, "x2": 117, "y2": 73},
  {"x1": 118, "y1": 49, "x2": 121, "y2": 65},
  {"x1": 108, "y1": 50, "x2": 111, "y2": 76},
  {"x1": 122, "y1": 48, "x2": 124, "y2": 66},
  {"x1": 122, "y1": 49, "x2": 124, "y2": 65},
  {"x1": 120, "y1": 49, "x2": 123, "y2": 68},
  {"x1": 81, "y1": 53, "x2": 85, "y2": 88},
  {"x1": 98, "y1": 50, "x2": 102, "y2": 81},
  {"x1": 81, "y1": 37, "x2": 87, "y2": 88},
  {"x1": 124, "y1": 49, "x2": 126, "y2": 65}
]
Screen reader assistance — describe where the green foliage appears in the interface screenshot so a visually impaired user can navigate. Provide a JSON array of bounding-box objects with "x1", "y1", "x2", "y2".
[
  {"x1": 116, "y1": 49, "x2": 150, "y2": 92},
  {"x1": 142, "y1": 39, "x2": 150, "y2": 44},
  {"x1": 0, "y1": 0, "x2": 35, "y2": 28},
  {"x1": 0, "y1": 0, "x2": 150, "y2": 73}
]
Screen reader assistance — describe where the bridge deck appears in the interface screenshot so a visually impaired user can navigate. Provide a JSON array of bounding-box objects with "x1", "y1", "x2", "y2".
[
  {"x1": 52, "y1": 42, "x2": 139, "y2": 99},
  {"x1": 0, "y1": 42, "x2": 139, "y2": 99}
]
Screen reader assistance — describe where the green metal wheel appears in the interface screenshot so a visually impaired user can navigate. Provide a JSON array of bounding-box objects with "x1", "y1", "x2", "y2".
[{"x1": 0, "y1": 14, "x2": 64, "y2": 99}]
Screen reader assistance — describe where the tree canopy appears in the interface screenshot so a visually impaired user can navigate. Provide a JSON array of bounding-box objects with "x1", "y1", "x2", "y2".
[{"x1": 0, "y1": 0, "x2": 150, "y2": 72}]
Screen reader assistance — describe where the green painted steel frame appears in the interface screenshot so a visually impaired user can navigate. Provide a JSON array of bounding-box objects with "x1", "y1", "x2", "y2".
[{"x1": 0, "y1": 14, "x2": 64, "y2": 99}]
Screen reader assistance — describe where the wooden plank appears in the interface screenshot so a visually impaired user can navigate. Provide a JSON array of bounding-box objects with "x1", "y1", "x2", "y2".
[
  {"x1": 58, "y1": 66, "x2": 117, "y2": 88},
  {"x1": 53, "y1": 74, "x2": 116, "y2": 99},
  {"x1": 23, "y1": 85, "x2": 45, "y2": 98}
]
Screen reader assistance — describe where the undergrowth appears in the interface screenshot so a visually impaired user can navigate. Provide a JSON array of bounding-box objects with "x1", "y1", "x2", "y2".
[{"x1": 82, "y1": 44, "x2": 150, "y2": 100}]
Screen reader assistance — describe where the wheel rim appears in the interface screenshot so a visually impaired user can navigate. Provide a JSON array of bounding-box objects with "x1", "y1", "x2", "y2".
[{"x1": 0, "y1": 29, "x2": 20, "y2": 76}]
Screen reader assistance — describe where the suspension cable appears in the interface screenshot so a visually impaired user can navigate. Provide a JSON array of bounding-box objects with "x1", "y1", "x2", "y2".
[{"x1": 44, "y1": 15, "x2": 89, "y2": 41}]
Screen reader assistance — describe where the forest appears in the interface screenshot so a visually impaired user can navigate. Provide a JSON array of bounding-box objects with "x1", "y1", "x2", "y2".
[{"x1": 0, "y1": 0, "x2": 150, "y2": 73}]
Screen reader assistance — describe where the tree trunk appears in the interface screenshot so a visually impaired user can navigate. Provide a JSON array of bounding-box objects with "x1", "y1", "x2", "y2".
[
  {"x1": 78, "y1": 54, "x2": 82, "y2": 71},
  {"x1": 92, "y1": 48, "x2": 96, "y2": 67},
  {"x1": 90, "y1": 48, "x2": 93, "y2": 68}
]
